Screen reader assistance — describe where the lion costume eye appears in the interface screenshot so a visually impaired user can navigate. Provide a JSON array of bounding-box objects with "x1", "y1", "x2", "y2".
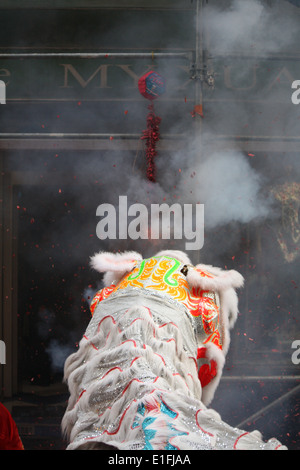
[{"x1": 180, "y1": 265, "x2": 188, "y2": 276}]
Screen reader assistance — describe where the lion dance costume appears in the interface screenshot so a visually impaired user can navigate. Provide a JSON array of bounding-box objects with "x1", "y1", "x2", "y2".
[{"x1": 62, "y1": 250, "x2": 286, "y2": 450}]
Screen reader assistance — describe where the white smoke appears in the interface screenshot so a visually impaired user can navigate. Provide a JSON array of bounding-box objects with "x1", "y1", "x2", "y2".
[
  {"x1": 178, "y1": 150, "x2": 273, "y2": 229},
  {"x1": 205, "y1": 0, "x2": 299, "y2": 56},
  {"x1": 46, "y1": 339, "x2": 74, "y2": 373}
]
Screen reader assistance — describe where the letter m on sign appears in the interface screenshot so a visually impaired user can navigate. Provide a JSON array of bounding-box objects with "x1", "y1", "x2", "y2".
[{"x1": 61, "y1": 64, "x2": 111, "y2": 88}]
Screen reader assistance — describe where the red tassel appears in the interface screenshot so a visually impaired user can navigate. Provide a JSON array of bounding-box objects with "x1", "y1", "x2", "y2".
[{"x1": 141, "y1": 103, "x2": 161, "y2": 183}]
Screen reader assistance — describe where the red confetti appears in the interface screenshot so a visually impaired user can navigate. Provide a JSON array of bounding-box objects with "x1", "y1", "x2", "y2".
[{"x1": 191, "y1": 104, "x2": 204, "y2": 118}]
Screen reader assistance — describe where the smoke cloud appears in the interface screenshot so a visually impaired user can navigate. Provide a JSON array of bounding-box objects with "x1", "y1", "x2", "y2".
[
  {"x1": 45, "y1": 339, "x2": 75, "y2": 374},
  {"x1": 178, "y1": 149, "x2": 273, "y2": 229},
  {"x1": 205, "y1": 0, "x2": 299, "y2": 56}
]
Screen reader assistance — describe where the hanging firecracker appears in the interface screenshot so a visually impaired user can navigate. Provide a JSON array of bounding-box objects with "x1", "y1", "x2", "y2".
[{"x1": 138, "y1": 71, "x2": 166, "y2": 182}]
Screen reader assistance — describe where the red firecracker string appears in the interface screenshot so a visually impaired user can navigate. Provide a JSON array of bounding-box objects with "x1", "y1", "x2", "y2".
[{"x1": 141, "y1": 103, "x2": 161, "y2": 182}]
